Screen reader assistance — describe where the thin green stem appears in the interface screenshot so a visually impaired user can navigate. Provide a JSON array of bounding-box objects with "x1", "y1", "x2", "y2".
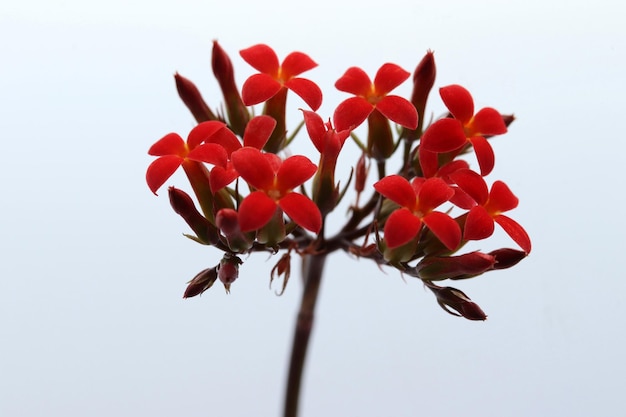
[{"x1": 283, "y1": 253, "x2": 327, "y2": 417}]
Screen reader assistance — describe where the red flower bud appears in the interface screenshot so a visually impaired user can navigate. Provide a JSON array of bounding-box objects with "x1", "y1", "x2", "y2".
[
  {"x1": 168, "y1": 187, "x2": 220, "y2": 245},
  {"x1": 215, "y1": 209, "x2": 253, "y2": 252},
  {"x1": 174, "y1": 73, "x2": 217, "y2": 123},
  {"x1": 403, "y1": 50, "x2": 436, "y2": 140},
  {"x1": 416, "y1": 251, "x2": 496, "y2": 281},
  {"x1": 212, "y1": 41, "x2": 250, "y2": 136},
  {"x1": 427, "y1": 282, "x2": 487, "y2": 321},
  {"x1": 218, "y1": 254, "x2": 242, "y2": 293},
  {"x1": 183, "y1": 267, "x2": 218, "y2": 298},
  {"x1": 489, "y1": 248, "x2": 527, "y2": 270}
]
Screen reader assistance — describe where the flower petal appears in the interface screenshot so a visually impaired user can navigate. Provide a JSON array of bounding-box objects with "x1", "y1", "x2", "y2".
[
  {"x1": 417, "y1": 177, "x2": 454, "y2": 211},
  {"x1": 384, "y1": 208, "x2": 422, "y2": 248},
  {"x1": 187, "y1": 143, "x2": 228, "y2": 166},
  {"x1": 333, "y1": 97, "x2": 373, "y2": 131},
  {"x1": 276, "y1": 155, "x2": 317, "y2": 192},
  {"x1": 422, "y1": 211, "x2": 462, "y2": 250},
  {"x1": 281, "y1": 51, "x2": 317, "y2": 78},
  {"x1": 468, "y1": 136, "x2": 495, "y2": 176},
  {"x1": 231, "y1": 147, "x2": 274, "y2": 190},
  {"x1": 148, "y1": 133, "x2": 186, "y2": 157},
  {"x1": 237, "y1": 191, "x2": 277, "y2": 232},
  {"x1": 373, "y1": 63, "x2": 410, "y2": 95},
  {"x1": 239, "y1": 44, "x2": 279, "y2": 75},
  {"x1": 335, "y1": 66, "x2": 372, "y2": 96},
  {"x1": 486, "y1": 180, "x2": 519, "y2": 213},
  {"x1": 302, "y1": 110, "x2": 326, "y2": 152},
  {"x1": 285, "y1": 77, "x2": 322, "y2": 110},
  {"x1": 241, "y1": 73, "x2": 282, "y2": 106},
  {"x1": 469, "y1": 107, "x2": 507, "y2": 136},
  {"x1": 209, "y1": 165, "x2": 238, "y2": 193},
  {"x1": 374, "y1": 175, "x2": 417, "y2": 208},
  {"x1": 279, "y1": 192, "x2": 322, "y2": 233},
  {"x1": 449, "y1": 168, "x2": 489, "y2": 205},
  {"x1": 376, "y1": 95, "x2": 418, "y2": 129},
  {"x1": 418, "y1": 148, "x2": 439, "y2": 179},
  {"x1": 243, "y1": 115, "x2": 276, "y2": 149},
  {"x1": 187, "y1": 121, "x2": 228, "y2": 149},
  {"x1": 420, "y1": 118, "x2": 467, "y2": 153},
  {"x1": 440, "y1": 84, "x2": 474, "y2": 124},
  {"x1": 463, "y1": 205, "x2": 495, "y2": 241},
  {"x1": 146, "y1": 155, "x2": 183, "y2": 195},
  {"x1": 495, "y1": 214, "x2": 532, "y2": 253}
]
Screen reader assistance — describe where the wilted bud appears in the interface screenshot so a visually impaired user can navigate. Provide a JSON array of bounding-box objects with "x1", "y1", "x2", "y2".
[
  {"x1": 174, "y1": 73, "x2": 217, "y2": 123},
  {"x1": 169, "y1": 187, "x2": 220, "y2": 245},
  {"x1": 218, "y1": 253, "x2": 242, "y2": 293},
  {"x1": 183, "y1": 266, "x2": 218, "y2": 298},
  {"x1": 212, "y1": 41, "x2": 250, "y2": 136},
  {"x1": 427, "y1": 283, "x2": 487, "y2": 321},
  {"x1": 402, "y1": 50, "x2": 436, "y2": 141},
  {"x1": 415, "y1": 251, "x2": 496, "y2": 281},
  {"x1": 215, "y1": 209, "x2": 253, "y2": 252},
  {"x1": 367, "y1": 109, "x2": 394, "y2": 161},
  {"x1": 489, "y1": 248, "x2": 527, "y2": 270},
  {"x1": 270, "y1": 252, "x2": 292, "y2": 296}
]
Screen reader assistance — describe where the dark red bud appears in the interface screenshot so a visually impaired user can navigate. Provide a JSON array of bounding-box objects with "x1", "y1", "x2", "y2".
[
  {"x1": 169, "y1": 187, "x2": 219, "y2": 245},
  {"x1": 428, "y1": 283, "x2": 487, "y2": 321},
  {"x1": 218, "y1": 254, "x2": 242, "y2": 293},
  {"x1": 416, "y1": 251, "x2": 496, "y2": 280},
  {"x1": 355, "y1": 152, "x2": 368, "y2": 194},
  {"x1": 183, "y1": 267, "x2": 218, "y2": 298},
  {"x1": 174, "y1": 73, "x2": 217, "y2": 123},
  {"x1": 212, "y1": 41, "x2": 249, "y2": 136},
  {"x1": 489, "y1": 248, "x2": 527, "y2": 270},
  {"x1": 403, "y1": 50, "x2": 436, "y2": 141}
]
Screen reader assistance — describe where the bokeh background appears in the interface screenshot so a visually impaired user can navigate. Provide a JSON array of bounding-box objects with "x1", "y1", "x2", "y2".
[{"x1": 2, "y1": 1, "x2": 624, "y2": 416}]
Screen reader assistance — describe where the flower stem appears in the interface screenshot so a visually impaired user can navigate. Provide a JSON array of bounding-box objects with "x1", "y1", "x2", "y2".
[{"x1": 283, "y1": 253, "x2": 327, "y2": 417}]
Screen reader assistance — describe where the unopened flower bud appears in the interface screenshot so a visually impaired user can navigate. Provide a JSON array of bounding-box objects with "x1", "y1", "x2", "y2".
[
  {"x1": 212, "y1": 41, "x2": 250, "y2": 136},
  {"x1": 215, "y1": 209, "x2": 252, "y2": 252},
  {"x1": 183, "y1": 267, "x2": 218, "y2": 298},
  {"x1": 355, "y1": 152, "x2": 369, "y2": 195},
  {"x1": 367, "y1": 109, "x2": 394, "y2": 161},
  {"x1": 489, "y1": 248, "x2": 527, "y2": 270},
  {"x1": 403, "y1": 50, "x2": 436, "y2": 141},
  {"x1": 169, "y1": 187, "x2": 219, "y2": 245},
  {"x1": 415, "y1": 251, "x2": 496, "y2": 281},
  {"x1": 218, "y1": 254, "x2": 242, "y2": 293},
  {"x1": 427, "y1": 283, "x2": 487, "y2": 321},
  {"x1": 174, "y1": 73, "x2": 217, "y2": 123}
]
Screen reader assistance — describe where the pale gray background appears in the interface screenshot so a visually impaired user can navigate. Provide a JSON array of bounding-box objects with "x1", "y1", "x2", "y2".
[{"x1": 2, "y1": 1, "x2": 624, "y2": 416}]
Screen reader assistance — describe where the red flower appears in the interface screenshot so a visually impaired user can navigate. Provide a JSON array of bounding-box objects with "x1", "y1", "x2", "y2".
[
  {"x1": 373, "y1": 175, "x2": 461, "y2": 250},
  {"x1": 420, "y1": 84, "x2": 507, "y2": 176},
  {"x1": 146, "y1": 121, "x2": 229, "y2": 195},
  {"x1": 333, "y1": 63, "x2": 418, "y2": 131},
  {"x1": 450, "y1": 169, "x2": 531, "y2": 253},
  {"x1": 239, "y1": 44, "x2": 322, "y2": 110},
  {"x1": 205, "y1": 115, "x2": 276, "y2": 192},
  {"x1": 230, "y1": 147, "x2": 322, "y2": 233}
]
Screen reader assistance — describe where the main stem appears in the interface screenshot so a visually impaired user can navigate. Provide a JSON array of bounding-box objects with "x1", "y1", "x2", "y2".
[{"x1": 283, "y1": 253, "x2": 327, "y2": 417}]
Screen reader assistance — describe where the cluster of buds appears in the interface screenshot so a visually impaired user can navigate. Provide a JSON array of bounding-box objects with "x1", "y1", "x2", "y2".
[{"x1": 146, "y1": 41, "x2": 531, "y2": 320}]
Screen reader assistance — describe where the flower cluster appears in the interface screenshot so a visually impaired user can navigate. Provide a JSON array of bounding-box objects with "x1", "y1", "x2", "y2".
[{"x1": 146, "y1": 42, "x2": 530, "y2": 320}]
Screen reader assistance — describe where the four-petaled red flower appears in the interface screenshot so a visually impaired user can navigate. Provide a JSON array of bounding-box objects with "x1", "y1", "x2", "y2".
[
  {"x1": 333, "y1": 63, "x2": 418, "y2": 132},
  {"x1": 420, "y1": 84, "x2": 507, "y2": 176},
  {"x1": 374, "y1": 175, "x2": 461, "y2": 250},
  {"x1": 230, "y1": 147, "x2": 322, "y2": 233},
  {"x1": 239, "y1": 44, "x2": 322, "y2": 110},
  {"x1": 450, "y1": 169, "x2": 531, "y2": 253},
  {"x1": 146, "y1": 121, "x2": 230, "y2": 195}
]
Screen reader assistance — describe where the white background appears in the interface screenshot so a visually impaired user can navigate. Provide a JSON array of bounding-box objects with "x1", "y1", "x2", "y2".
[{"x1": 1, "y1": 1, "x2": 625, "y2": 416}]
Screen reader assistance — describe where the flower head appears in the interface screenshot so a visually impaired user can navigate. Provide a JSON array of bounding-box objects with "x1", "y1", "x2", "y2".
[
  {"x1": 420, "y1": 85, "x2": 507, "y2": 176},
  {"x1": 333, "y1": 63, "x2": 418, "y2": 131},
  {"x1": 231, "y1": 147, "x2": 322, "y2": 233},
  {"x1": 239, "y1": 44, "x2": 322, "y2": 110},
  {"x1": 374, "y1": 175, "x2": 461, "y2": 250}
]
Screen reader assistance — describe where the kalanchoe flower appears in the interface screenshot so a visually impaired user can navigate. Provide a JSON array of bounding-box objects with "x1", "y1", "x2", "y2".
[
  {"x1": 427, "y1": 283, "x2": 488, "y2": 321},
  {"x1": 450, "y1": 169, "x2": 532, "y2": 253},
  {"x1": 239, "y1": 44, "x2": 322, "y2": 110},
  {"x1": 231, "y1": 147, "x2": 322, "y2": 233},
  {"x1": 334, "y1": 63, "x2": 418, "y2": 132},
  {"x1": 174, "y1": 73, "x2": 218, "y2": 123},
  {"x1": 374, "y1": 175, "x2": 461, "y2": 250},
  {"x1": 146, "y1": 121, "x2": 229, "y2": 195},
  {"x1": 420, "y1": 84, "x2": 507, "y2": 176}
]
